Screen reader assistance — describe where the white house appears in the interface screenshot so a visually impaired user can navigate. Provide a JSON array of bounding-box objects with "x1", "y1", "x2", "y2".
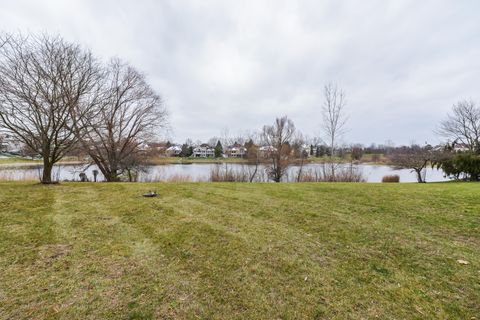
[
  {"x1": 166, "y1": 145, "x2": 182, "y2": 156},
  {"x1": 193, "y1": 144, "x2": 215, "y2": 158}
]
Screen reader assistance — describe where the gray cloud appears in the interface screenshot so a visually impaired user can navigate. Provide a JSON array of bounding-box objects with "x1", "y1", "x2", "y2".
[{"x1": 1, "y1": 0, "x2": 479, "y2": 145}]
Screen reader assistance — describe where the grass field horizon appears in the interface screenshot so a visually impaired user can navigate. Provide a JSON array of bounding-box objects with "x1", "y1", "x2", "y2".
[{"x1": 0, "y1": 182, "x2": 478, "y2": 319}]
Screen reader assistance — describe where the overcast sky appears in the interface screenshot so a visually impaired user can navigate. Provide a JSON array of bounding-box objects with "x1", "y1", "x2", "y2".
[{"x1": 1, "y1": 0, "x2": 479, "y2": 145}]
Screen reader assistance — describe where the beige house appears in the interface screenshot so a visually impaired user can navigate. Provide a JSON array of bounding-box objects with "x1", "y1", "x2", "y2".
[
  {"x1": 226, "y1": 143, "x2": 246, "y2": 158},
  {"x1": 193, "y1": 144, "x2": 215, "y2": 158}
]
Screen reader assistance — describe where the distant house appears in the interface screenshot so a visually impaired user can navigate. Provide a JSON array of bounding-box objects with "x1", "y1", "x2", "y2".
[
  {"x1": 138, "y1": 142, "x2": 149, "y2": 152},
  {"x1": 166, "y1": 145, "x2": 182, "y2": 156},
  {"x1": 453, "y1": 143, "x2": 470, "y2": 153},
  {"x1": 300, "y1": 144, "x2": 311, "y2": 157},
  {"x1": 0, "y1": 133, "x2": 23, "y2": 154},
  {"x1": 432, "y1": 144, "x2": 445, "y2": 152},
  {"x1": 226, "y1": 143, "x2": 246, "y2": 158},
  {"x1": 258, "y1": 146, "x2": 277, "y2": 158},
  {"x1": 193, "y1": 144, "x2": 215, "y2": 158}
]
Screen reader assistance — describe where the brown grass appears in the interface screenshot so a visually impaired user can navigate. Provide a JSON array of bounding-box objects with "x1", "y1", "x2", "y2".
[
  {"x1": 296, "y1": 163, "x2": 365, "y2": 182},
  {"x1": 382, "y1": 175, "x2": 400, "y2": 183}
]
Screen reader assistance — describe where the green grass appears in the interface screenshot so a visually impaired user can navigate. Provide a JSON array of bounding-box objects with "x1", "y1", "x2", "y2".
[{"x1": 0, "y1": 182, "x2": 479, "y2": 319}]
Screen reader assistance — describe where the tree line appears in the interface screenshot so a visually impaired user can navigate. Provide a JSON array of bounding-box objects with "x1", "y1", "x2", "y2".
[{"x1": 197, "y1": 96, "x2": 480, "y2": 183}]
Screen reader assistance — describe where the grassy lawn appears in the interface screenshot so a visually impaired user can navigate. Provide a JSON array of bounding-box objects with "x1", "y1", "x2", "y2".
[{"x1": 0, "y1": 182, "x2": 478, "y2": 319}]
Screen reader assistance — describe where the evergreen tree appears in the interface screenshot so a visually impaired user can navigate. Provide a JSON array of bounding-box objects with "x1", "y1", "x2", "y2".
[
  {"x1": 434, "y1": 152, "x2": 480, "y2": 181},
  {"x1": 214, "y1": 140, "x2": 223, "y2": 158},
  {"x1": 180, "y1": 144, "x2": 193, "y2": 157}
]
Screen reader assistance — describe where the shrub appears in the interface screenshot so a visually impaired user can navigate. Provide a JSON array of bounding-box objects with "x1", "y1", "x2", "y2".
[
  {"x1": 210, "y1": 164, "x2": 268, "y2": 182},
  {"x1": 296, "y1": 163, "x2": 365, "y2": 182},
  {"x1": 382, "y1": 175, "x2": 400, "y2": 183},
  {"x1": 210, "y1": 165, "x2": 248, "y2": 182},
  {"x1": 351, "y1": 147, "x2": 364, "y2": 161}
]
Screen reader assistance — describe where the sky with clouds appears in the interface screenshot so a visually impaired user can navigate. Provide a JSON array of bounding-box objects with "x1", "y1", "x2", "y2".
[{"x1": 1, "y1": 0, "x2": 479, "y2": 146}]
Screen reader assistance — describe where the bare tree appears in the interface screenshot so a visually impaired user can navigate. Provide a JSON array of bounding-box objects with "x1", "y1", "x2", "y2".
[
  {"x1": 244, "y1": 134, "x2": 261, "y2": 182},
  {"x1": 322, "y1": 83, "x2": 348, "y2": 158},
  {"x1": 262, "y1": 116, "x2": 295, "y2": 182},
  {"x1": 0, "y1": 132, "x2": 4, "y2": 152},
  {"x1": 438, "y1": 100, "x2": 480, "y2": 153},
  {"x1": 76, "y1": 59, "x2": 167, "y2": 182},
  {"x1": 389, "y1": 144, "x2": 433, "y2": 183},
  {"x1": 0, "y1": 34, "x2": 101, "y2": 183},
  {"x1": 0, "y1": 35, "x2": 8, "y2": 49},
  {"x1": 292, "y1": 133, "x2": 308, "y2": 182}
]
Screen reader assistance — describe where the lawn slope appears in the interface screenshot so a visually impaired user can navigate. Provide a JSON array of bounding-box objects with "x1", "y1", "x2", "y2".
[{"x1": 0, "y1": 182, "x2": 479, "y2": 319}]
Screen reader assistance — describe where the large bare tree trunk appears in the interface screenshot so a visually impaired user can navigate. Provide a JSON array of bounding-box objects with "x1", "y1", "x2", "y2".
[
  {"x1": 42, "y1": 158, "x2": 54, "y2": 184},
  {"x1": 414, "y1": 168, "x2": 425, "y2": 183}
]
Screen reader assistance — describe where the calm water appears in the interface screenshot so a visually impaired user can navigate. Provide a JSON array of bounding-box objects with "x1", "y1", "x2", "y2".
[{"x1": 0, "y1": 162, "x2": 450, "y2": 183}]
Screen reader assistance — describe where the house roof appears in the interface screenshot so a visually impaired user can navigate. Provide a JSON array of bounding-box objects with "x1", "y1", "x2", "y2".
[
  {"x1": 259, "y1": 146, "x2": 277, "y2": 151},
  {"x1": 194, "y1": 146, "x2": 214, "y2": 150}
]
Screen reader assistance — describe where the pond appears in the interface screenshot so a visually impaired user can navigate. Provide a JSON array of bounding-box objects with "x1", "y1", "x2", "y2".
[{"x1": 0, "y1": 162, "x2": 450, "y2": 183}]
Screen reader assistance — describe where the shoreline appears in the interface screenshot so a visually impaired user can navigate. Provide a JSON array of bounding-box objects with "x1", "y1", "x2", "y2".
[{"x1": 0, "y1": 158, "x2": 390, "y2": 168}]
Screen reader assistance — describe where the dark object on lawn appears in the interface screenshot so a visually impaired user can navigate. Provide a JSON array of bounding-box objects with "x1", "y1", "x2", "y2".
[{"x1": 143, "y1": 191, "x2": 158, "y2": 197}]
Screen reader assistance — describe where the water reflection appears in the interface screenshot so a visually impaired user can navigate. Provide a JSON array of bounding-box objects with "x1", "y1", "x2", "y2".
[{"x1": 0, "y1": 162, "x2": 451, "y2": 183}]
